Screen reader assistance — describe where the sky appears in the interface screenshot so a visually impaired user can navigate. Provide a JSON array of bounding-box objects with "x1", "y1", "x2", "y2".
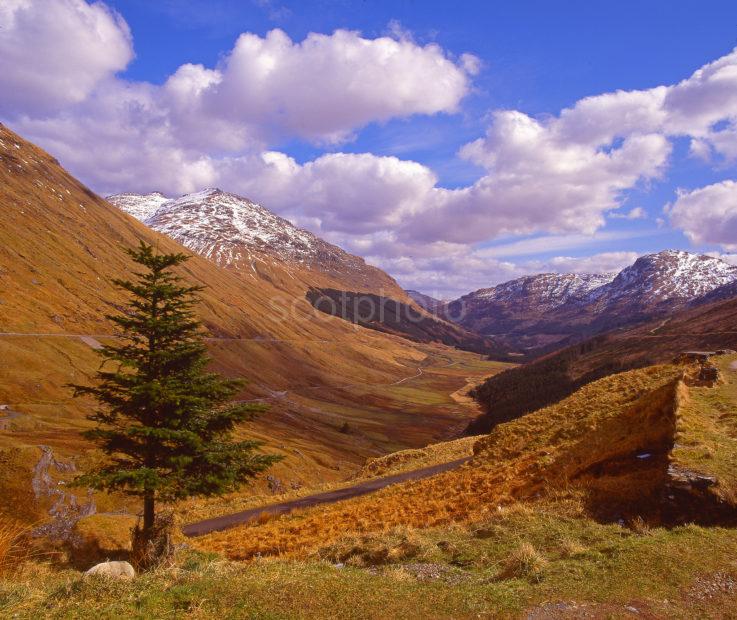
[{"x1": 2, "y1": 0, "x2": 737, "y2": 298}]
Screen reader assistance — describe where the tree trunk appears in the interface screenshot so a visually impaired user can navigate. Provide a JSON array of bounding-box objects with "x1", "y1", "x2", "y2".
[{"x1": 143, "y1": 490, "x2": 155, "y2": 532}]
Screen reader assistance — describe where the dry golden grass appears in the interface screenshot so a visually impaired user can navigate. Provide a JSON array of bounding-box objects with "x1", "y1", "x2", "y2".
[
  {"x1": 197, "y1": 365, "x2": 684, "y2": 560},
  {"x1": 357, "y1": 436, "x2": 476, "y2": 478},
  {"x1": 498, "y1": 542, "x2": 547, "y2": 582},
  {"x1": 0, "y1": 517, "x2": 31, "y2": 577}
]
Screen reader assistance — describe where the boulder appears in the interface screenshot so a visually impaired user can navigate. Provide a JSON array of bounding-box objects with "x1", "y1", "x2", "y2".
[{"x1": 85, "y1": 560, "x2": 136, "y2": 580}]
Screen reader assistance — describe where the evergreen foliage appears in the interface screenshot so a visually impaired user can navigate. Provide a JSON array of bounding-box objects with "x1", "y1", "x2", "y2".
[{"x1": 71, "y1": 242, "x2": 280, "y2": 532}]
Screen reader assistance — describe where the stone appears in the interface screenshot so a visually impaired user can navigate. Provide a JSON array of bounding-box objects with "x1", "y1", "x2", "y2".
[{"x1": 85, "y1": 561, "x2": 136, "y2": 580}]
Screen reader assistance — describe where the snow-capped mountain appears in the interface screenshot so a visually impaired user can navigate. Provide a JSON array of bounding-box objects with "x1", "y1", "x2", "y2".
[
  {"x1": 107, "y1": 192, "x2": 170, "y2": 221},
  {"x1": 472, "y1": 273, "x2": 615, "y2": 311},
  {"x1": 592, "y1": 250, "x2": 737, "y2": 306},
  {"x1": 444, "y1": 250, "x2": 737, "y2": 355},
  {"x1": 108, "y1": 188, "x2": 401, "y2": 294}
]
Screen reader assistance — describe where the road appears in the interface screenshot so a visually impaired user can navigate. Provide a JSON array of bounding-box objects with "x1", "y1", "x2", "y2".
[
  {"x1": 181, "y1": 456, "x2": 471, "y2": 537},
  {"x1": 0, "y1": 331, "x2": 434, "y2": 400}
]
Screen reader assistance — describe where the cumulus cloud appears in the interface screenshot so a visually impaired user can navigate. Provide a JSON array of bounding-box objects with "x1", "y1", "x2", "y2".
[
  {"x1": 667, "y1": 181, "x2": 737, "y2": 251},
  {"x1": 0, "y1": 0, "x2": 133, "y2": 115},
  {"x1": 159, "y1": 27, "x2": 476, "y2": 144}
]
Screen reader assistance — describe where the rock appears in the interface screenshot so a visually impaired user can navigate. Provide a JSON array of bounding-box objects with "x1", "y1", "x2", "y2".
[
  {"x1": 85, "y1": 560, "x2": 135, "y2": 580},
  {"x1": 267, "y1": 475, "x2": 284, "y2": 494},
  {"x1": 699, "y1": 364, "x2": 720, "y2": 384}
]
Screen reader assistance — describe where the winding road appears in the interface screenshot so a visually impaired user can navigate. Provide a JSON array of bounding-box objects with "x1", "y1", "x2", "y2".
[{"x1": 181, "y1": 456, "x2": 471, "y2": 537}]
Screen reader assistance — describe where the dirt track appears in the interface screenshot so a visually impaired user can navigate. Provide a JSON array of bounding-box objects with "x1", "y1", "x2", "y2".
[{"x1": 182, "y1": 456, "x2": 471, "y2": 537}]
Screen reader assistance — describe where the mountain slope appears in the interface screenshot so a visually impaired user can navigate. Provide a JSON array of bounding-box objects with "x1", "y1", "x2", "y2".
[
  {"x1": 108, "y1": 188, "x2": 495, "y2": 353},
  {"x1": 447, "y1": 273, "x2": 614, "y2": 351},
  {"x1": 108, "y1": 189, "x2": 403, "y2": 296},
  {"x1": 0, "y1": 122, "x2": 506, "y2": 494},
  {"x1": 467, "y1": 293, "x2": 737, "y2": 433},
  {"x1": 449, "y1": 251, "x2": 737, "y2": 356},
  {"x1": 307, "y1": 289, "x2": 500, "y2": 355},
  {"x1": 406, "y1": 290, "x2": 444, "y2": 313}
]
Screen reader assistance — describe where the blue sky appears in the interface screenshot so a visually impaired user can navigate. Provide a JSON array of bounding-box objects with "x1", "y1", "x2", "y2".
[{"x1": 3, "y1": 0, "x2": 737, "y2": 296}]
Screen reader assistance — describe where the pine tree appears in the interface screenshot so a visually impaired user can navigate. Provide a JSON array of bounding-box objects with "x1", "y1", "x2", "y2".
[{"x1": 71, "y1": 242, "x2": 280, "y2": 545}]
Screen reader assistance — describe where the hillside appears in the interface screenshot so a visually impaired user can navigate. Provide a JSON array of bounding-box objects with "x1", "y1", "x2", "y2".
[
  {"x1": 307, "y1": 288, "x2": 501, "y2": 356},
  {"x1": 0, "y1": 122, "x2": 507, "y2": 507},
  {"x1": 467, "y1": 293, "x2": 737, "y2": 433},
  {"x1": 447, "y1": 251, "x2": 737, "y2": 356},
  {"x1": 108, "y1": 188, "x2": 490, "y2": 355},
  {"x1": 406, "y1": 289, "x2": 445, "y2": 313}
]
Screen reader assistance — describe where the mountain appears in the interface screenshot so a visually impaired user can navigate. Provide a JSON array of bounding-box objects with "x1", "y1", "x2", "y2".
[
  {"x1": 466, "y1": 292, "x2": 737, "y2": 433},
  {"x1": 406, "y1": 290, "x2": 444, "y2": 314},
  {"x1": 692, "y1": 278, "x2": 737, "y2": 306},
  {"x1": 108, "y1": 189, "x2": 402, "y2": 296},
  {"x1": 447, "y1": 273, "x2": 614, "y2": 351},
  {"x1": 0, "y1": 122, "x2": 503, "y2": 497},
  {"x1": 449, "y1": 250, "x2": 737, "y2": 356},
  {"x1": 588, "y1": 250, "x2": 737, "y2": 317},
  {"x1": 108, "y1": 188, "x2": 499, "y2": 354}
]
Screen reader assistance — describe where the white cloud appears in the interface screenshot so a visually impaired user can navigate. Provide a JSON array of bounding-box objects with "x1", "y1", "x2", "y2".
[
  {"x1": 667, "y1": 181, "x2": 737, "y2": 251},
  {"x1": 474, "y1": 231, "x2": 653, "y2": 259},
  {"x1": 610, "y1": 206, "x2": 646, "y2": 220},
  {"x1": 166, "y1": 27, "x2": 476, "y2": 144},
  {"x1": 0, "y1": 0, "x2": 133, "y2": 115}
]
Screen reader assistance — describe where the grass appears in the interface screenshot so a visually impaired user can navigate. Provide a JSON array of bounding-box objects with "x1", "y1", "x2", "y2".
[
  {"x1": 0, "y1": 517, "x2": 31, "y2": 577},
  {"x1": 4, "y1": 506, "x2": 737, "y2": 618},
  {"x1": 672, "y1": 354, "x2": 737, "y2": 503},
  {"x1": 4, "y1": 361, "x2": 737, "y2": 617}
]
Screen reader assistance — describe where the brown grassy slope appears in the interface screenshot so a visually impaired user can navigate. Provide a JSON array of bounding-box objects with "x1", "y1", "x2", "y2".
[
  {"x1": 198, "y1": 365, "x2": 684, "y2": 559},
  {"x1": 468, "y1": 295, "x2": 737, "y2": 433},
  {"x1": 0, "y1": 123, "x2": 509, "y2": 514}
]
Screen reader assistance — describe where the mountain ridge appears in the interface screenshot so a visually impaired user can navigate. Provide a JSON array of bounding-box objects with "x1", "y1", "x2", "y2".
[
  {"x1": 442, "y1": 250, "x2": 737, "y2": 356},
  {"x1": 108, "y1": 188, "x2": 403, "y2": 297}
]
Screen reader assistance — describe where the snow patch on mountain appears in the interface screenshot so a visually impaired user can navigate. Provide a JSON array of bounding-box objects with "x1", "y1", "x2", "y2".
[
  {"x1": 107, "y1": 188, "x2": 398, "y2": 292},
  {"x1": 599, "y1": 250, "x2": 737, "y2": 304},
  {"x1": 472, "y1": 272, "x2": 615, "y2": 311},
  {"x1": 108, "y1": 192, "x2": 170, "y2": 222}
]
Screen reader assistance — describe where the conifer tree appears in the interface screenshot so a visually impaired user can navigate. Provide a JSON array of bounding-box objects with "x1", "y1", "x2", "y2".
[{"x1": 72, "y1": 242, "x2": 279, "y2": 542}]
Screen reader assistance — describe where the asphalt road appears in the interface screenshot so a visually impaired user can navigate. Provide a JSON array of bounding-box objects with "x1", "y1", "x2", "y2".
[{"x1": 182, "y1": 456, "x2": 472, "y2": 537}]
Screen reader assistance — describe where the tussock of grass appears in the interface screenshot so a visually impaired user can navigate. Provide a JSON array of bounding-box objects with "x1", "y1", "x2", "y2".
[
  {"x1": 0, "y1": 518, "x2": 31, "y2": 577},
  {"x1": 498, "y1": 542, "x2": 547, "y2": 582}
]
